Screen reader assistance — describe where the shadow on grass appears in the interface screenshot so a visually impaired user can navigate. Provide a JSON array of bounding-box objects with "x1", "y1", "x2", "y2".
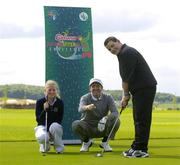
[
  {"x1": 45, "y1": 150, "x2": 124, "y2": 156},
  {"x1": 40, "y1": 150, "x2": 180, "y2": 160},
  {"x1": 150, "y1": 145, "x2": 180, "y2": 149},
  {"x1": 150, "y1": 154, "x2": 180, "y2": 159}
]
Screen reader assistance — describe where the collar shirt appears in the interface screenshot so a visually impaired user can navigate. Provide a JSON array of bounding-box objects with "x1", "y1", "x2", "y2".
[
  {"x1": 78, "y1": 93, "x2": 118, "y2": 125},
  {"x1": 117, "y1": 44, "x2": 157, "y2": 93}
]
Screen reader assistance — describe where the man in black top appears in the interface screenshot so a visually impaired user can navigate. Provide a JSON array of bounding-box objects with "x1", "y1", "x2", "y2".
[{"x1": 104, "y1": 36, "x2": 157, "y2": 158}]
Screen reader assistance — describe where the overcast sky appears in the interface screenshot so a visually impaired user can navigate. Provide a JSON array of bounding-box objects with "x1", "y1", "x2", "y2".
[{"x1": 0, "y1": 0, "x2": 180, "y2": 95}]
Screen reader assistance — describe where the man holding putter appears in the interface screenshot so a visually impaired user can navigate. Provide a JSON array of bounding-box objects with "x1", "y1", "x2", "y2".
[{"x1": 104, "y1": 36, "x2": 157, "y2": 158}]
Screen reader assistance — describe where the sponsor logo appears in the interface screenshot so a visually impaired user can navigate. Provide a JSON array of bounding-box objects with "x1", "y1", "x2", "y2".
[
  {"x1": 47, "y1": 32, "x2": 92, "y2": 60},
  {"x1": 47, "y1": 10, "x2": 58, "y2": 20},
  {"x1": 79, "y1": 12, "x2": 88, "y2": 21}
]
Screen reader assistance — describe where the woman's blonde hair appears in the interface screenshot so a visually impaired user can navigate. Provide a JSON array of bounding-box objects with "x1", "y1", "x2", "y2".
[{"x1": 45, "y1": 80, "x2": 60, "y2": 98}]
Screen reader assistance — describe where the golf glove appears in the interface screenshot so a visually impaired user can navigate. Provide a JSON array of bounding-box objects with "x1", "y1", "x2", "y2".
[{"x1": 98, "y1": 116, "x2": 108, "y2": 132}]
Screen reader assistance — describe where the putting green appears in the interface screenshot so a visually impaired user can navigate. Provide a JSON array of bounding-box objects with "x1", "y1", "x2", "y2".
[{"x1": 0, "y1": 109, "x2": 180, "y2": 165}]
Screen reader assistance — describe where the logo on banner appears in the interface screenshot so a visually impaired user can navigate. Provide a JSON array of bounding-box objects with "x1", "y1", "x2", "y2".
[
  {"x1": 79, "y1": 12, "x2": 88, "y2": 21},
  {"x1": 48, "y1": 10, "x2": 58, "y2": 20},
  {"x1": 47, "y1": 32, "x2": 92, "y2": 60}
]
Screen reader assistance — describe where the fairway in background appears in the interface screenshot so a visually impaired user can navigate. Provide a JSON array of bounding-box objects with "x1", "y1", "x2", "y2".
[{"x1": 0, "y1": 109, "x2": 180, "y2": 141}]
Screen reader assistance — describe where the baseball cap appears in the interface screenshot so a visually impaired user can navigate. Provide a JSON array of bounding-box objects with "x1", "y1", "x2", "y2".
[{"x1": 89, "y1": 78, "x2": 103, "y2": 87}]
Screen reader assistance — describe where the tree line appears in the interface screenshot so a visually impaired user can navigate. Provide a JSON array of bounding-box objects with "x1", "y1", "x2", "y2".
[{"x1": 0, "y1": 84, "x2": 180, "y2": 104}]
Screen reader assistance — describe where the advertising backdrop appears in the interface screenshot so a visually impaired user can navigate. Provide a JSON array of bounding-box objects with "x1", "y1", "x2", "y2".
[{"x1": 44, "y1": 6, "x2": 94, "y2": 143}]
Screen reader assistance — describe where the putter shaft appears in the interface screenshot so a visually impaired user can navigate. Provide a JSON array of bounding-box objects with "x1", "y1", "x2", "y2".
[{"x1": 96, "y1": 108, "x2": 123, "y2": 157}]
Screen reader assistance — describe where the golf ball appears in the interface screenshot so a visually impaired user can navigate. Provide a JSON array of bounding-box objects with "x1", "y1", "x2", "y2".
[{"x1": 96, "y1": 153, "x2": 103, "y2": 157}]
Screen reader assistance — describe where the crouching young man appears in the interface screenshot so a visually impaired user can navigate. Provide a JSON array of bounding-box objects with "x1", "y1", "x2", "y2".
[{"x1": 72, "y1": 78, "x2": 120, "y2": 152}]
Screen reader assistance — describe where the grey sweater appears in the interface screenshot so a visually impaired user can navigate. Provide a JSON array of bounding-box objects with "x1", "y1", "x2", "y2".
[{"x1": 78, "y1": 92, "x2": 118, "y2": 125}]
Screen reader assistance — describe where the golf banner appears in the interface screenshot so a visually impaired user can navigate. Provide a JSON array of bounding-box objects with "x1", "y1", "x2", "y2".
[{"x1": 44, "y1": 6, "x2": 94, "y2": 144}]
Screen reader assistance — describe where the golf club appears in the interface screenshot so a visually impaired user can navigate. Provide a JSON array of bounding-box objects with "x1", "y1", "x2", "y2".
[
  {"x1": 96, "y1": 108, "x2": 123, "y2": 157},
  {"x1": 42, "y1": 111, "x2": 48, "y2": 156}
]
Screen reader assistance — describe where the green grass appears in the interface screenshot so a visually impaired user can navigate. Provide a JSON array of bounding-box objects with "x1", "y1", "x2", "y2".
[
  {"x1": 155, "y1": 103, "x2": 180, "y2": 109},
  {"x1": 0, "y1": 109, "x2": 180, "y2": 165},
  {"x1": 0, "y1": 109, "x2": 36, "y2": 141}
]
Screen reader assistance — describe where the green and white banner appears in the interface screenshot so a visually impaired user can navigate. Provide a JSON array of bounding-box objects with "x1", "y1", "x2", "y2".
[{"x1": 44, "y1": 6, "x2": 94, "y2": 143}]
